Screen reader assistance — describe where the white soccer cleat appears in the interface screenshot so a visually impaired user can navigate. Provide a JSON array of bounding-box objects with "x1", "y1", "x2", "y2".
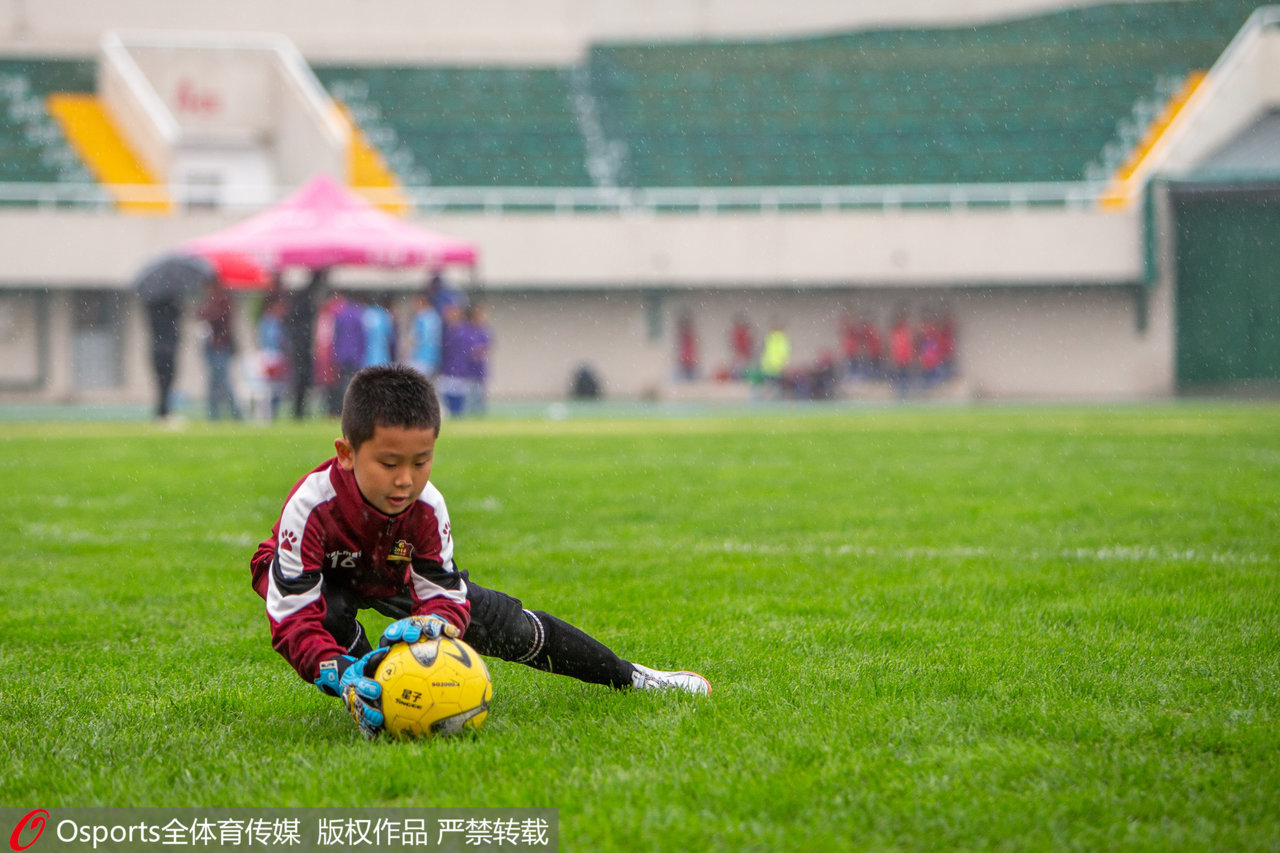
[{"x1": 631, "y1": 663, "x2": 712, "y2": 696}]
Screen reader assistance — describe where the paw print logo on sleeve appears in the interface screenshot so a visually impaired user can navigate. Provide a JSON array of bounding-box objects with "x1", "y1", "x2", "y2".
[{"x1": 279, "y1": 529, "x2": 299, "y2": 552}]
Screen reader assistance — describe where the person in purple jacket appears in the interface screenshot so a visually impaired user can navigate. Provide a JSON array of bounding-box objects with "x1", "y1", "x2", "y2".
[
  {"x1": 463, "y1": 302, "x2": 492, "y2": 416},
  {"x1": 327, "y1": 292, "x2": 367, "y2": 416},
  {"x1": 438, "y1": 298, "x2": 471, "y2": 417}
]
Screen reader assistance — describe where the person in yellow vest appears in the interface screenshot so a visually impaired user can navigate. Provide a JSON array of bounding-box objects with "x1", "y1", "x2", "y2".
[{"x1": 759, "y1": 321, "x2": 791, "y2": 398}]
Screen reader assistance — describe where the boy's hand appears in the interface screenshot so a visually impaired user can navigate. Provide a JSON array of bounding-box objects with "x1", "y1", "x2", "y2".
[
  {"x1": 314, "y1": 651, "x2": 388, "y2": 739},
  {"x1": 314, "y1": 655, "x2": 357, "y2": 697},
  {"x1": 381, "y1": 614, "x2": 460, "y2": 646},
  {"x1": 340, "y1": 648, "x2": 388, "y2": 739}
]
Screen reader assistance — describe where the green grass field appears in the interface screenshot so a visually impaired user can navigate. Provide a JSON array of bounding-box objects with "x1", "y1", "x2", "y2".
[{"x1": 2, "y1": 404, "x2": 1278, "y2": 851}]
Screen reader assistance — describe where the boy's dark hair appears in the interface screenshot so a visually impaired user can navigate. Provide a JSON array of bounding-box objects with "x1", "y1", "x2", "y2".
[{"x1": 341, "y1": 364, "x2": 442, "y2": 449}]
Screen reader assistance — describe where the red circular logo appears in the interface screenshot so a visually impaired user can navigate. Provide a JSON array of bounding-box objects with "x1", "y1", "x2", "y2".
[{"x1": 9, "y1": 810, "x2": 47, "y2": 852}]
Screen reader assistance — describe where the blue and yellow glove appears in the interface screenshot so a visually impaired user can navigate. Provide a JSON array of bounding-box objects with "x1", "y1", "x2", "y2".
[
  {"x1": 314, "y1": 649, "x2": 389, "y2": 739},
  {"x1": 311, "y1": 617, "x2": 460, "y2": 738},
  {"x1": 380, "y1": 614, "x2": 461, "y2": 646}
]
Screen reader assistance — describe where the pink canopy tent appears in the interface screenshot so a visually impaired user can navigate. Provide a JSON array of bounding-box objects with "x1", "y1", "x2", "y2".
[{"x1": 183, "y1": 173, "x2": 478, "y2": 272}]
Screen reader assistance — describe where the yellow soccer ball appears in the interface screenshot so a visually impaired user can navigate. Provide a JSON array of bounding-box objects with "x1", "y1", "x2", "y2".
[{"x1": 375, "y1": 636, "x2": 492, "y2": 739}]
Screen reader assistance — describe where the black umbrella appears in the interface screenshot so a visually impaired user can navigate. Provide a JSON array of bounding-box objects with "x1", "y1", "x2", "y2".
[{"x1": 133, "y1": 253, "x2": 215, "y2": 305}]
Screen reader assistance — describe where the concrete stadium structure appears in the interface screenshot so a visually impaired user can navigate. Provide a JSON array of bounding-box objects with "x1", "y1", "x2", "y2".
[{"x1": 0, "y1": 0, "x2": 1277, "y2": 409}]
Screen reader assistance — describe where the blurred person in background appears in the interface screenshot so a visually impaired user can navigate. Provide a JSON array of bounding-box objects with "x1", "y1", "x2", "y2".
[
  {"x1": 438, "y1": 296, "x2": 470, "y2": 417},
  {"x1": 314, "y1": 289, "x2": 340, "y2": 416},
  {"x1": 889, "y1": 308, "x2": 915, "y2": 398},
  {"x1": 287, "y1": 268, "x2": 327, "y2": 420},
  {"x1": 676, "y1": 312, "x2": 699, "y2": 381},
  {"x1": 145, "y1": 294, "x2": 183, "y2": 421},
  {"x1": 197, "y1": 277, "x2": 242, "y2": 421},
  {"x1": 760, "y1": 320, "x2": 791, "y2": 398},
  {"x1": 257, "y1": 292, "x2": 290, "y2": 420},
  {"x1": 426, "y1": 270, "x2": 465, "y2": 315},
  {"x1": 917, "y1": 311, "x2": 944, "y2": 387},
  {"x1": 861, "y1": 314, "x2": 885, "y2": 381},
  {"x1": 840, "y1": 312, "x2": 863, "y2": 379},
  {"x1": 939, "y1": 309, "x2": 958, "y2": 379},
  {"x1": 463, "y1": 301, "x2": 492, "y2": 416},
  {"x1": 729, "y1": 313, "x2": 755, "y2": 380},
  {"x1": 362, "y1": 295, "x2": 396, "y2": 368},
  {"x1": 811, "y1": 350, "x2": 839, "y2": 400},
  {"x1": 328, "y1": 291, "x2": 368, "y2": 416},
  {"x1": 407, "y1": 288, "x2": 442, "y2": 379}
]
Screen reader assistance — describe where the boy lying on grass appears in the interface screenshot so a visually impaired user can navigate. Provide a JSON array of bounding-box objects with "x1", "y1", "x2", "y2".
[{"x1": 250, "y1": 364, "x2": 710, "y2": 737}]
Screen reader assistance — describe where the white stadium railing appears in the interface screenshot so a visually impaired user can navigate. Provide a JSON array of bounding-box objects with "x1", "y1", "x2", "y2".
[{"x1": 0, "y1": 180, "x2": 1110, "y2": 214}]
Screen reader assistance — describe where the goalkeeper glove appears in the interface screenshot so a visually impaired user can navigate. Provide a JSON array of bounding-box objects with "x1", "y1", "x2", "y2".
[
  {"x1": 314, "y1": 655, "x2": 356, "y2": 697},
  {"x1": 380, "y1": 614, "x2": 460, "y2": 646},
  {"x1": 314, "y1": 649, "x2": 389, "y2": 739}
]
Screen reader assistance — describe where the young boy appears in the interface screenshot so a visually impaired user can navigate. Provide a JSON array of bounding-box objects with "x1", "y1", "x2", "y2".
[{"x1": 250, "y1": 364, "x2": 710, "y2": 737}]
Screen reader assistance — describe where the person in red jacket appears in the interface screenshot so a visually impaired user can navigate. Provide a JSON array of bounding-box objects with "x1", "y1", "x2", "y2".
[
  {"x1": 250, "y1": 364, "x2": 709, "y2": 738},
  {"x1": 889, "y1": 309, "x2": 915, "y2": 397}
]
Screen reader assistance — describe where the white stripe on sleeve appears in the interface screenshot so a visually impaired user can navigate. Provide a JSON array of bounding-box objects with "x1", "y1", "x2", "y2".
[
  {"x1": 411, "y1": 483, "x2": 467, "y2": 604},
  {"x1": 266, "y1": 470, "x2": 336, "y2": 622}
]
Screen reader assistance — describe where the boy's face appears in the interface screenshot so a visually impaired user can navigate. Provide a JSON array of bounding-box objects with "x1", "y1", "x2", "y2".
[{"x1": 335, "y1": 424, "x2": 437, "y2": 516}]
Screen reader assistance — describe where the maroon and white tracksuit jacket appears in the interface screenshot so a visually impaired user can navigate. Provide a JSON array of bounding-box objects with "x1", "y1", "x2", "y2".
[{"x1": 249, "y1": 457, "x2": 470, "y2": 683}]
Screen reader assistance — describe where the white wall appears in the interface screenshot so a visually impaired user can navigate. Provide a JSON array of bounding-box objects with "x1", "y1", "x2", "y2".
[
  {"x1": 956, "y1": 286, "x2": 1169, "y2": 399},
  {"x1": 462, "y1": 206, "x2": 1142, "y2": 288},
  {"x1": 0, "y1": 204, "x2": 1143, "y2": 288},
  {"x1": 0, "y1": 201, "x2": 1172, "y2": 405},
  {"x1": 483, "y1": 282, "x2": 1172, "y2": 402},
  {"x1": 0, "y1": 0, "x2": 1124, "y2": 63},
  {"x1": 0, "y1": 291, "x2": 42, "y2": 386}
]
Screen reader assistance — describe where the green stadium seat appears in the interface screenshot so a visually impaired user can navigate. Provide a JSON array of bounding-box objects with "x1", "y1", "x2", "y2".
[
  {"x1": 4, "y1": 2, "x2": 1261, "y2": 198},
  {"x1": 0, "y1": 57, "x2": 96, "y2": 193},
  {"x1": 582, "y1": 0, "x2": 1261, "y2": 188},
  {"x1": 314, "y1": 63, "x2": 593, "y2": 187}
]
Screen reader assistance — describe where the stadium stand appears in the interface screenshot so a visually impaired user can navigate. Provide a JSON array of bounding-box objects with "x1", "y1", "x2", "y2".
[
  {"x1": 313, "y1": 65, "x2": 593, "y2": 187},
  {"x1": 47, "y1": 93, "x2": 170, "y2": 212},
  {"x1": 0, "y1": 1, "x2": 1267, "y2": 200},
  {"x1": 0, "y1": 57, "x2": 97, "y2": 196},
  {"x1": 582, "y1": 0, "x2": 1266, "y2": 188},
  {"x1": 303, "y1": 2, "x2": 1267, "y2": 195}
]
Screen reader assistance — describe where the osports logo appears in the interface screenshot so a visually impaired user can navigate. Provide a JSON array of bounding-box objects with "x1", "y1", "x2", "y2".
[{"x1": 9, "y1": 810, "x2": 47, "y2": 851}]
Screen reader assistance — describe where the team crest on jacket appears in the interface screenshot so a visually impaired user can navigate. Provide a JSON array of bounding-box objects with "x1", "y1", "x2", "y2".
[{"x1": 388, "y1": 539, "x2": 414, "y2": 563}]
